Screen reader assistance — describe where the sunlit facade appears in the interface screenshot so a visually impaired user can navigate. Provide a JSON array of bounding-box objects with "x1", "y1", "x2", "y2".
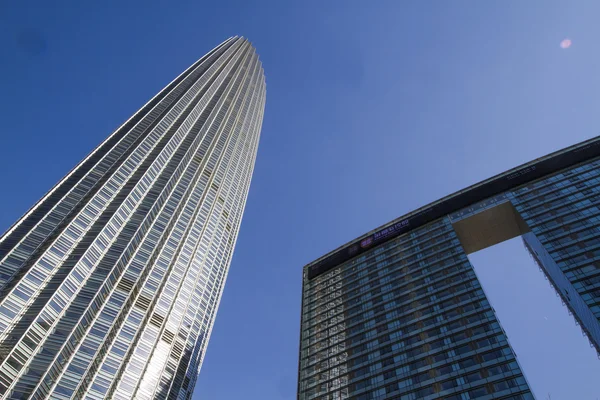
[
  {"x1": 0, "y1": 36, "x2": 265, "y2": 399},
  {"x1": 299, "y1": 137, "x2": 600, "y2": 399}
]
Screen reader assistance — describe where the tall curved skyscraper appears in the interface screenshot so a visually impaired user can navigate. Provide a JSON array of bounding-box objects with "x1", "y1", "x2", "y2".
[{"x1": 0, "y1": 36, "x2": 265, "y2": 399}]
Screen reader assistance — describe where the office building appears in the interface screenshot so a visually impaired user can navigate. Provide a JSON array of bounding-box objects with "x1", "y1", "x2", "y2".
[
  {"x1": 299, "y1": 137, "x2": 600, "y2": 399},
  {"x1": 0, "y1": 36, "x2": 265, "y2": 399}
]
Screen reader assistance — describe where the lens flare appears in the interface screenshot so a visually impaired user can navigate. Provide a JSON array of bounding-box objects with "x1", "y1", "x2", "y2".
[{"x1": 560, "y1": 38, "x2": 572, "y2": 49}]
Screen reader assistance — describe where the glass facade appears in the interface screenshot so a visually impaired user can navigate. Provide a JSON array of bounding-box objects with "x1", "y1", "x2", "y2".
[
  {"x1": 512, "y1": 159, "x2": 600, "y2": 349},
  {"x1": 299, "y1": 137, "x2": 600, "y2": 399},
  {"x1": 0, "y1": 36, "x2": 265, "y2": 399},
  {"x1": 300, "y1": 221, "x2": 533, "y2": 400}
]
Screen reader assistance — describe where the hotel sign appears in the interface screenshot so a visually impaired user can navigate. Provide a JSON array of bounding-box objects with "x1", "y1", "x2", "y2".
[{"x1": 307, "y1": 138, "x2": 600, "y2": 280}]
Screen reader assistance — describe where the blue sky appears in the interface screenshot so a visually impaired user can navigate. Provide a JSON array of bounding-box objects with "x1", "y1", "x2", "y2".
[{"x1": 2, "y1": 1, "x2": 600, "y2": 399}]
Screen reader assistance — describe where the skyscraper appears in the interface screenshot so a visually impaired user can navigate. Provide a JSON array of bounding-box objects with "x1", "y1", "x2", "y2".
[
  {"x1": 0, "y1": 36, "x2": 265, "y2": 399},
  {"x1": 299, "y1": 136, "x2": 600, "y2": 399}
]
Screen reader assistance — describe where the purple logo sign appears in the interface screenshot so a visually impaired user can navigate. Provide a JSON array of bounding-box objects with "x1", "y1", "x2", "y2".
[
  {"x1": 360, "y1": 237, "x2": 373, "y2": 248},
  {"x1": 373, "y1": 219, "x2": 409, "y2": 241}
]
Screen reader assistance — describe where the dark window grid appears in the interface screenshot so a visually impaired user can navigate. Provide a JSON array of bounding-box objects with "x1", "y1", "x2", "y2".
[
  {"x1": 302, "y1": 276, "x2": 472, "y2": 343},
  {"x1": 559, "y1": 163, "x2": 597, "y2": 176},
  {"x1": 303, "y1": 299, "x2": 495, "y2": 371},
  {"x1": 302, "y1": 307, "x2": 500, "y2": 376},
  {"x1": 302, "y1": 262, "x2": 475, "y2": 334},
  {"x1": 537, "y1": 223, "x2": 600, "y2": 252},
  {"x1": 541, "y1": 227, "x2": 600, "y2": 252},
  {"x1": 306, "y1": 325, "x2": 505, "y2": 388},
  {"x1": 346, "y1": 243, "x2": 464, "y2": 296},
  {"x1": 546, "y1": 225, "x2": 600, "y2": 253},
  {"x1": 485, "y1": 362, "x2": 523, "y2": 380},
  {"x1": 535, "y1": 212, "x2": 600, "y2": 243},
  {"x1": 523, "y1": 190, "x2": 600, "y2": 221},
  {"x1": 514, "y1": 167, "x2": 600, "y2": 204},
  {"x1": 549, "y1": 232, "x2": 600, "y2": 262},
  {"x1": 301, "y1": 278, "x2": 480, "y2": 347},
  {"x1": 513, "y1": 160, "x2": 600, "y2": 198},
  {"x1": 314, "y1": 220, "x2": 451, "y2": 280},
  {"x1": 497, "y1": 390, "x2": 536, "y2": 400},
  {"x1": 533, "y1": 216, "x2": 600, "y2": 244},
  {"x1": 557, "y1": 252, "x2": 600, "y2": 276},
  {"x1": 341, "y1": 259, "x2": 466, "y2": 313},
  {"x1": 538, "y1": 209, "x2": 600, "y2": 234},
  {"x1": 305, "y1": 237, "x2": 455, "y2": 303},
  {"x1": 303, "y1": 276, "x2": 483, "y2": 345},
  {"x1": 581, "y1": 288, "x2": 600, "y2": 301},
  {"x1": 304, "y1": 245, "x2": 463, "y2": 309},
  {"x1": 444, "y1": 391, "x2": 533, "y2": 400},
  {"x1": 301, "y1": 323, "x2": 506, "y2": 388},
  {"x1": 302, "y1": 244, "x2": 467, "y2": 318},
  {"x1": 557, "y1": 251, "x2": 600, "y2": 274},
  {"x1": 540, "y1": 201, "x2": 600, "y2": 231},
  {"x1": 303, "y1": 255, "x2": 468, "y2": 322},
  {"x1": 300, "y1": 315, "x2": 499, "y2": 383},
  {"x1": 573, "y1": 272, "x2": 600, "y2": 289},
  {"x1": 485, "y1": 375, "x2": 530, "y2": 396},
  {"x1": 521, "y1": 200, "x2": 598, "y2": 231},
  {"x1": 328, "y1": 346, "x2": 519, "y2": 400},
  {"x1": 304, "y1": 222, "x2": 453, "y2": 290},
  {"x1": 519, "y1": 196, "x2": 600, "y2": 226}
]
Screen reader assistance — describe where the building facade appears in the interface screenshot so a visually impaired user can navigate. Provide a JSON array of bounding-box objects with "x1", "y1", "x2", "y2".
[
  {"x1": 299, "y1": 137, "x2": 600, "y2": 400},
  {"x1": 0, "y1": 36, "x2": 265, "y2": 399}
]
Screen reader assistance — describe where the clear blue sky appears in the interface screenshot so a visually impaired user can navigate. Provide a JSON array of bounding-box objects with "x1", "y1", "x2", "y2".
[{"x1": 1, "y1": 1, "x2": 600, "y2": 399}]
